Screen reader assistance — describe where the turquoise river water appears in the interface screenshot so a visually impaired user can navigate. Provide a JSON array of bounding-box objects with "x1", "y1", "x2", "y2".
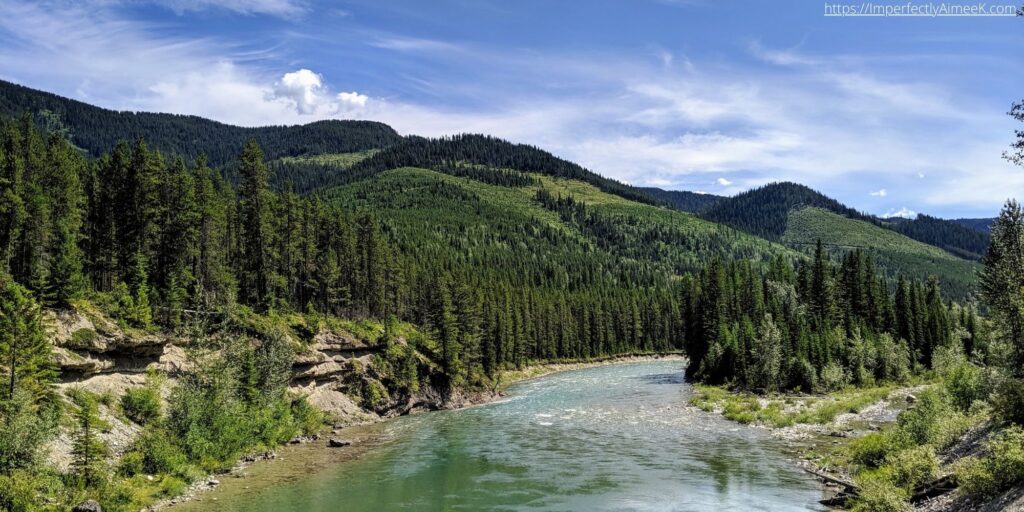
[{"x1": 184, "y1": 360, "x2": 825, "y2": 511}]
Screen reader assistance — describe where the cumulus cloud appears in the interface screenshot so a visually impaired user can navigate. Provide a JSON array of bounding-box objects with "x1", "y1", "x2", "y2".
[
  {"x1": 716, "y1": 177, "x2": 732, "y2": 186},
  {"x1": 870, "y1": 189, "x2": 887, "y2": 197},
  {"x1": 337, "y1": 91, "x2": 368, "y2": 109},
  {"x1": 881, "y1": 207, "x2": 918, "y2": 219},
  {"x1": 271, "y1": 69, "x2": 325, "y2": 115}
]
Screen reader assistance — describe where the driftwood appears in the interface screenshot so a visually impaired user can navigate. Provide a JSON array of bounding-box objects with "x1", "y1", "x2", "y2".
[
  {"x1": 805, "y1": 467, "x2": 859, "y2": 507},
  {"x1": 805, "y1": 467, "x2": 859, "y2": 493},
  {"x1": 911, "y1": 474, "x2": 958, "y2": 503}
]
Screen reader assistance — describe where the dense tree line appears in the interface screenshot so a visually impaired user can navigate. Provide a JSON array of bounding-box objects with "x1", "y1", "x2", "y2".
[
  {"x1": 699, "y1": 182, "x2": 989, "y2": 263},
  {"x1": 331, "y1": 134, "x2": 658, "y2": 204},
  {"x1": 0, "y1": 115, "x2": 980, "y2": 396},
  {"x1": 886, "y1": 214, "x2": 990, "y2": 260},
  {"x1": 637, "y1": 187, "x2": 722, "y2": 213},
  {"x1": 699, "y1": 182, "x2": 877, "y2": 240},
  {"x1": 682, "y1": 241, "x2": 982, "y2": 392},
  {"x1": 0, "y1": 80, "x2": 401, "y2": 168}
]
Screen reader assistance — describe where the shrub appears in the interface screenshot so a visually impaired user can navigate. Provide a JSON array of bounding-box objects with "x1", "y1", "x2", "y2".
[
  {"x1": 992, "y1": 377, "x2": 1024, "y2": 426},
  {"x1": 886, "y1": 445, "x2": 939, "y2": 488},
  {"x1": 851, "y1": 473, "x2": 912, "y2": 512},
  {"x1": 291, "y1": 397, "x2": 325, "y2": 436},
  {"x1": 819, "y1": 362, "x2": 849, "y2": 392},
  {"x1": 69, "y1": 328, "x2": 99, "y2": 348},
  {"x1": 121, "y1": 386, "x2": 161, "y2": 425},
  {"x1": 944, "y1": 363, "x2": 987, "y2": 412},
  {"x1": 956, "y1": 426, "x2": 1024, "y2": 498},
  {"x1": 131, "y1": 426, "x2": 187, "y2": 477},
  {"x1": 895, "y1": 389, "x2": 970, "y2": 448},
  {"x1": 848, "y1": 430, "x2": 911, "y2": 468},
  {"x1": 0, "y1": 470, "x2": 43, "y2": 512}
]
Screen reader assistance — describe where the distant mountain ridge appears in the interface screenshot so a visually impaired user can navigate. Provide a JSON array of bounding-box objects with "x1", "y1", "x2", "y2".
[
  {"x1": 0, "y1": 78, "x2": 990, "y2": 290},
  {"x1": 636, "y1": 182, "x2": 991, "y2": 262},
  {"x1": 637, "y1": 187, "x2": 723, "y2": 212},
  {"x1": 0, "y1": 79, "x2": 402, "y2": 167}
]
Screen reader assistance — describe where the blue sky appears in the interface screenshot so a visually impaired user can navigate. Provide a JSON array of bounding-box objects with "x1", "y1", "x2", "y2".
[{"x1": 1, "y1": 0, "x2": 1022, "y2": 218}]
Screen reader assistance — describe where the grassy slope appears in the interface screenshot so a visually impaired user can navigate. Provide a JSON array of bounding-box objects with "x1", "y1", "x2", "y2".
[
  {"x1": 275, "y1": 150, "x2": 379, "y2": 168},
  {"x1": 320, "y1": 167, "x2": 796, "y2": 279},
  {"x1": 783, "y1": 207, "x2": 980, "y2": 298}
]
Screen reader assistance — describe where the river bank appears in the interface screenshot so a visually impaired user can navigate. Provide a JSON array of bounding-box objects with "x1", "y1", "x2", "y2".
[
  {"x1": 169, "y1": 359, "x2": 823, "y2": 512},
  {"x1": 689, "y1": 381, "x2": 1024, "y2": 511},
  {"x1": 153, "y1": 353, "x2": 688, "y2": 510}
]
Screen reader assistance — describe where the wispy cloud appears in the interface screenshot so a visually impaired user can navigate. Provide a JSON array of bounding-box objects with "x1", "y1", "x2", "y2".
[
  {"x1": 152, "y1": 0, "x2": 309, "y2": 18},
  {"x1": 0, "y1": 0, "x2": 1018, "y2": 217}
]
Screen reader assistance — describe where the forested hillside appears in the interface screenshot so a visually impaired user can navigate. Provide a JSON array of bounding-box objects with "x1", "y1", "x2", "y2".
[
  {"x1": 699, "y1": 182, "x2": 874, "y2": 240},
  {"x1": 0, "y1": 80, "x2": 402, "y2": 167},
  {"x1": 637, "y1": 187, "x2": 722, "y2": 212},
  {"x1": 782, "y1": 207, "x2": 980, "y2": 299},
  {"x1": 883, "y1": 214, "x2": 990, "y2": 260},
  {"x1": 954, "y1": 217, "x2": 996, "y2": 233}
]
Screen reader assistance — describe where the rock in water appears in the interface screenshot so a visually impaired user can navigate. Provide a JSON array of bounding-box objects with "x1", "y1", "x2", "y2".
[
  {"x1": 328, "y1": 438, "x2": 351, "y2": 448},
  {"x1": 72, "y1": 500, "x2": 102, "y2": 512}
]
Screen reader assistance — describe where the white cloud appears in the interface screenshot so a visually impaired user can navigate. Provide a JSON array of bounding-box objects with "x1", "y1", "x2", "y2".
[
  {"x1": 337, "y1": 91, "x2": 369, "y2": 109},
  {"x1": 271, "y1": 69, "x2": 324, "y2": 115},
  {"x1": 870, "y1": 189, "x2": 887, "y2": 197},
  {"x1": 881, "y1": 207, "x2": 918, "y2": 219},
  {"x1": 1, "y1": 1, "x2": 1019, "y2": 216},
  {"x1": 153, "y1": 0, "x2": 308, "y2": 18},
  {"x1": 716, "y1": 177, "x2": 732, "y2": 186}
]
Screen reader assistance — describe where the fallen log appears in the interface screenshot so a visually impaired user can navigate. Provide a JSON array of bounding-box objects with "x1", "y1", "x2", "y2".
[
  {"x1": 804, "y1": 467, "x2": 859, "y2": 494},
  {"x1": 910, "y1": 474, "x2": 957, "y2": 503}
]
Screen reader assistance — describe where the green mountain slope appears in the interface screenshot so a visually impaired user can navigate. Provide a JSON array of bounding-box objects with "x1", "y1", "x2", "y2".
[
  {"x1": 782, "y1": 207, "x2": 980, "y2": 298},
  {"x1": 882, "y1": 214, "x2": 990, "y2": 260},
  {"x1": 0, "y1": 79, "x2": 401, "y2": 166},
  {"x1": 699, "y1": 182, "x2": 873, "y2": 240},
  {"x1": 320, "y1": 167, "x2": 795, "y2": 287},
  {"x1": 638, "y1": 187, "x2": 723, "y2": 212}
]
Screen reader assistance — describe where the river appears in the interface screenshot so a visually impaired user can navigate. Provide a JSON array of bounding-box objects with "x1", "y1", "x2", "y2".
[{"x1": 179, "y1": 360, "x2": 825, "y2": 511}]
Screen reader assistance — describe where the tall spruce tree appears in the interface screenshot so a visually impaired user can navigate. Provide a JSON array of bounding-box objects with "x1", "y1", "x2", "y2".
[
  {"x1": 980, "y1": 199, "x2": 1024, "y2": 373},
  {"x1": 237, "y1": 140, "x2": 273, "y2": 311}
]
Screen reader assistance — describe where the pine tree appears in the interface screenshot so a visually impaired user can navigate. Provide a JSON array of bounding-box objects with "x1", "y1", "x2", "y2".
[
  {"x1": 0, "y1": 278, "x2": 55, "y2": 402},
  {"x1": 237, "y1": 140, "x2": 273, "y2": 311},
  {"x1": 43, "y1": 134, "x2": 87, "y2": 303},
  {"x1": 70, "y1": 392, "x2": 107, "y2": 489},
  {"x1": 980, "y1": 199, "x2": 1024, "y2": 374}
]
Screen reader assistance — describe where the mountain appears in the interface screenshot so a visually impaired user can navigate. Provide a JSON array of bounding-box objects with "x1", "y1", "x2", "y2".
[
  {"x1": 0, "y1": 79, "x2": 402, "y2": 167},
  {"x1": 783, "y1": 207, "x2": 980, "y2": 299},
  {"x1": 0, "y1": 81, "x2": 981, "y2": 301},
  {"x1": 699, "y1": 182, "x2": 876, "y2": 240},
  {"x1": 954, "y1": 217, "x2": 996, "y2": 234},
  {"x1": 637, "y1": 187, "x2": 723, "y2": 212},
  {"x1": 881, "y1": 214, "x2": 990, "y2": 260}
]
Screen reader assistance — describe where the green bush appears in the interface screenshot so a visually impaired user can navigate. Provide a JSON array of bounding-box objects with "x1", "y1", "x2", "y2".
[
  {"x1": 120, "y1": 386, "x2": 161, "y2": 425},
  {"x1": 850, "y1": 472, "x2": 912, "y2": 512},
  {"x1": 992, "y1": 377, "x2": 1024, "y2": 426},
  {"x1": 69, "y1": 328, "x2": 99, "y2": 348},
  {"x1": 0, "y1": 470, "x2": 43, "y2": 512},
  {"x1": 895, "y1": 389, "x2": 972, "y2": 449},
  {"x1": 291, "y1": 397, "x2": 325, "y2": 436},
  {"x1": 848, "y1": 430, "x2": 911, "y2": 468},
  {"x1": 819, "y1": 362, "x2": 849, "y2": 392},
  {"x1": 956, "y1": 426, "x2": 1024, "y2": 498},
  {"x1": 131, "y1": 426, "x2": 188, "y2": 477},
  {"x1": 886, "y1": 445, "x2": 939, "y2": 488},
  {"x1": 944, "y1": 363, "x2": 987, "y2": 412}
]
